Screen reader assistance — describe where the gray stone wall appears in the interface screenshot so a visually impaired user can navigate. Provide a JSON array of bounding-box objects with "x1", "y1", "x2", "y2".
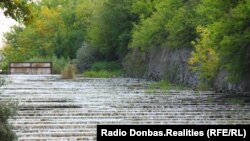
[
  {"x1": 124, "y1": 47, "x2": 250, "y2": 92},
  {"x1": 147, "y1": 47, "x2": 199, "y2": 86}
]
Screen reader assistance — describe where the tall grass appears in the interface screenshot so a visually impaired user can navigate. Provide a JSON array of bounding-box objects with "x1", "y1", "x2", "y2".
[
  {"x1": 90, "y1": 61, "x2": 122, "y2": 71},
  {"x1": 61, "y1": 63, "x2": 76, "y2": 79},
  {"x1": 146, "y1": 80, "x2": 188, "y2": 94},
  {"x1": 83, "y1": 70, "x2": 123, "y2": 78},
  {"x1": 82, "y1": 61, "x2": 123, "y2": 78}
]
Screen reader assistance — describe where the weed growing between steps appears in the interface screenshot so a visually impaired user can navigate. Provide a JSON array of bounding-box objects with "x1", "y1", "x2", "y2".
[
  {"x1": 83, "y1": 70, "x2": 123, "y2": 78},
  {"x1": 0, "y1": 102, "x2": 19, "y2": 141},
  {"x1": 82, "y1": 61, "x2": 124, "y2": 78},
  {"x1": 61, "y1": 63, "x2": 76, "y2": 79},
  {"x1": 0, "y1": 77, "x2": 18, "y2": 141},
  {"x1": 146, "y1": 80, "x2": 189, "y2": 94},
  {"x1": 228, "y1": 98, "x2": 245, "y2": 105}
]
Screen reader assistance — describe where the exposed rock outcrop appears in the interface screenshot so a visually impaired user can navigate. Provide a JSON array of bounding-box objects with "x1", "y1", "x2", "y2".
[{"x1": 124, "y1": 47, "x2": 250, "y2": 92}]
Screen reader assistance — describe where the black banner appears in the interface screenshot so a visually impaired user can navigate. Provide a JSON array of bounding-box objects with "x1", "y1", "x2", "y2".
[{"x1": 97, "y1": 125, "x2": 250, "y2": 141}]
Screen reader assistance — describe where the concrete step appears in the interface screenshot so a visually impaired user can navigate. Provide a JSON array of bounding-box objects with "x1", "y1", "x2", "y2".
[{"x1": 0, "y1": 75, "x2": 249, "y2": 141}]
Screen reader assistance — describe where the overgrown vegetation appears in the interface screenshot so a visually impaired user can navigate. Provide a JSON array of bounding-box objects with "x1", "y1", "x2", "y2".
[
  {"x1": 1, "y1": 0, "x2": 92, "y2": 73},
  {"x1": 129, "y1": 0, "x2": 198, "y2": 50},
  {"x1": 147, "y1": 80, "x2": 188, "y2": 93},
  {"x1": 83, "y1": 70, "x2": 123, "y2": 78},
  {"x1": 189, "y1": 0, "x2": 250, "y2": 82},
  {"x1": 61, "y1": 63, "x2": 76, "y2": 79},
  {"x1": 1, "y1": 0, "x2": 249, "y2": 89},
  {"x1": 0, "y1": 0, "x2": 32, "y2": 23},
  {"x1": 87, "y1": 0, "x2": 137, "y2": 60},
  {"x1": 0, "y1": 77, "x2": 18, "y2": 141},
  {"x1": 83, "y1": 61, "x2": 123, "y2": 78},
  {"x1": 0, "y1": 102, "x2": 18, "y2": 141},
  {"x1": 28, "y1": 56, "x2": 68, "y2": 74},
  {"x1": 149, "y1": 80, "x2": 171, "y2": 92},
  {"x1": 75, "y1": 43, "x2": 97, "y2": 73},
  {"x1": 228, "y1": 98, "x2": 245, "y2": 105},
  {"x1": 90, "y1": 62, "x2": 122, "y2": 72}
]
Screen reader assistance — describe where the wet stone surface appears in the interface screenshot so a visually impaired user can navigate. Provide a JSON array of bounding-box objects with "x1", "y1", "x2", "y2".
[{"x1": 0, "y1": 75, "x2": 249, "y2": 141}]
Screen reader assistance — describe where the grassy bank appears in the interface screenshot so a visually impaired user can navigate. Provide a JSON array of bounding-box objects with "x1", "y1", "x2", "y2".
[
  {"x1": 146, "y1": 80, "x2": 188, "y2": 94},
  {"x1": 82, "y1": 61, "x2": 124, "y2": 78},
  {"x1": 83, "y1": 70, "x2": 123, "y2": 78}
]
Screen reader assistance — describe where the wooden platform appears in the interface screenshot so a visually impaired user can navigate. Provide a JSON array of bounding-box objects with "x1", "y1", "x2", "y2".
[{"x1": 9, "y1": 62, "x2": 52, "y2": 74}]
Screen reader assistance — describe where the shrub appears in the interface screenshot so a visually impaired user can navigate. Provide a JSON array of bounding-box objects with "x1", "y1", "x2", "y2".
[
  {"x1": 61, "y1": 63, "x2": 76, "y2": 79},
  {"x1": 51, "y1": 56, "x2": 68, "y2": 74},
  {"x1": 28, "y1": 56, "x2": 67, "y2": 74},
  {"x1": 0, "y1": 102, "x2": 18, "y2": 141},
  {"x1": 0, "y1": 77, "x2": 18, "y2": 141},
  {"x1": 75, "y1": 43, "x2": 97, "y2": 73}
]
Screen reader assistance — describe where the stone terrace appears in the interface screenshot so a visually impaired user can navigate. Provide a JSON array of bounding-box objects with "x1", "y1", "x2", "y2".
[{"x1": 0, "y1": 75, "x2": 249, "y2": 140}]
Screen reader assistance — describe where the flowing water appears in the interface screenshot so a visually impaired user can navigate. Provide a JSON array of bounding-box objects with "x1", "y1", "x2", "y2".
[{"x1": 0, "y1": 75, "x2": 249, "y2": 140}]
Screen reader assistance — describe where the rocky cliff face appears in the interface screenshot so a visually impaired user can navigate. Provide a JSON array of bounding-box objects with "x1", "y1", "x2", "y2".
[
  {"x1": 213, "y1": 70, "x2": 250, "y2": 92},
  {"x1": 147, "y1": 47, "x2": 198, "y2": 86},
  {"x1": 124, "y1": 47, "x2": 250, "y2": 92}
]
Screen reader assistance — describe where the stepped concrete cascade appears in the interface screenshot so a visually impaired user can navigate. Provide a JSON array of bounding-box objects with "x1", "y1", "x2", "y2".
[{"x1": 0, "y1": 75, "x2": 249, "y2": 141}]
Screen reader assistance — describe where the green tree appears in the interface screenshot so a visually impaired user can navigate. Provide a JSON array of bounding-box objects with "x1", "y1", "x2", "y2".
[
  {"x1": 129, "y1": 0, "x2": 199, "y2": 51},
  {"x1": 0, "y1": 0, "x2": 32, "y2": 23},
  {"x1": 189, "y1": 0, "x2": 250, "y2": 81},
  {"x1": 2, "y1": 0, "x2": 92, "y2": 62},
  {"x1": 87, "y1": 0, "x2": 137, "y2": 60}
]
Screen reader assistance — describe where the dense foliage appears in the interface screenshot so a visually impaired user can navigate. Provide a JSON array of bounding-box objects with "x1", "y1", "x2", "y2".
[
  {"x1": 0, "y1": 0, "x2": 31, "y2": 23},
  {"x1": 1, "y1": 0, "x2": 250, "y2": 84},
  {"x1": 1, "y1": 0, "x2": 93, "y2": 72},
  {"x1": 189, "y1": 0, "x2": 250, "y2": 81},
  {"x1": 0, "y1": 78, "x2": 17, "y2": 141},
  {"x1": 83, "y1": 61, "x2": 123, "y2": 78},
  {"x1": 87, "y1": 0, "x2": 137, "y2": 60},
  {"x1": 129, "y1": 0, "x2": 198, "y2": 50},
  {"x1": 75, "y1": 42, "x2": 97, "y2": 72},
  {"x1": 0, "y1": 102, "x2": 17, "y2": 141}
]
